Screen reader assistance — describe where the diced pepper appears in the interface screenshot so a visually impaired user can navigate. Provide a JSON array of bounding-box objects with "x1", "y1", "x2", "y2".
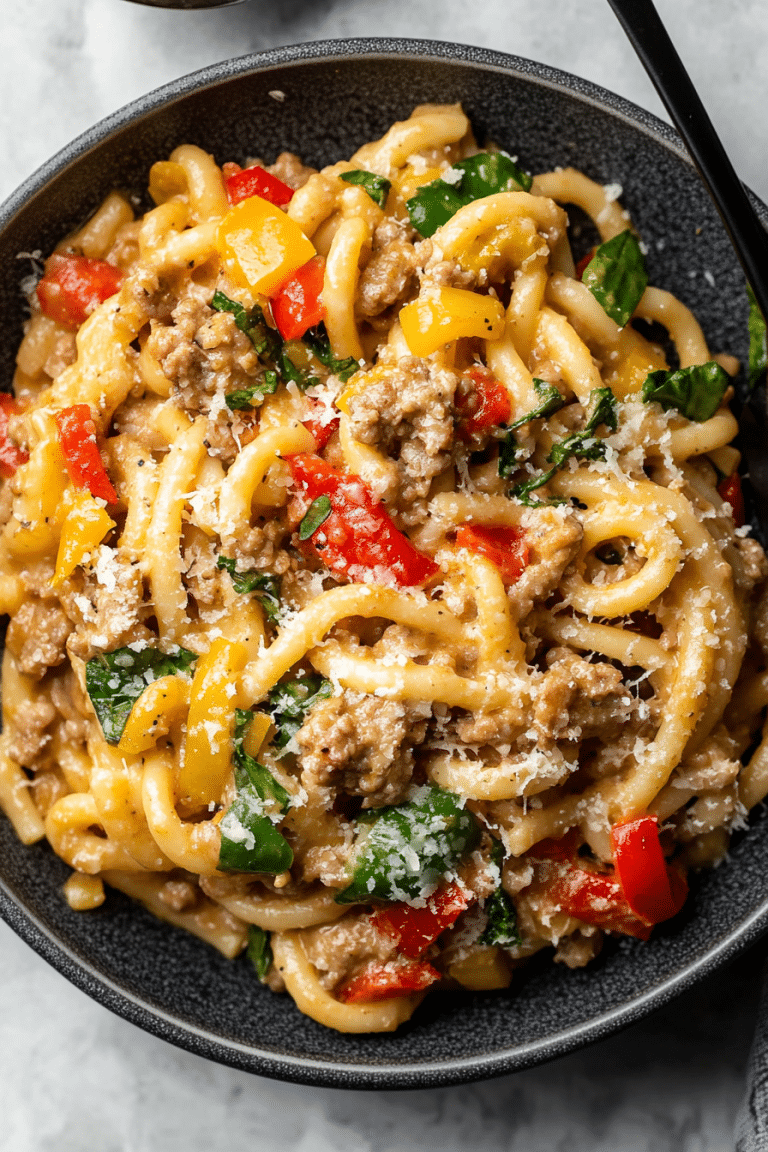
[
  {"x1": 338, "y1": 958, "x2": 440, "y2": 1004},
  {"x1": 610, "y1": 815, "x2": 689, "y2": 925},
  {"x1": 224, "y1": 163, "x2": 294, "y2": 208},
  {"x1": 52, "y1": 487, "x2": 116, "y2": 586},
  {"x1": 180, "y1": 637, "x2": 249, "y2": 807},
  {"x1": 400, "y1": 287, "x2": 506, "y2": 357},
  {"x1": 717, "y1": 472, "x2": 745, "y2": 528},
  {"x1": 455, "y1": 523, "x2": 529, "y2": 584},
  {"x1": 272, "y1": 256, "x2": 326, "y2": 341},
  {"x1": 0, "y1": 394, "x2": 28, "y2": 478},
  {"x1": 548, "y1": 865, "x2": 653, "y2": 940},
  {"x1": 456, "y1": 367, "x2": 511, "y2": 435},
  {"x1": 303, "y1": 399, "x2": 340, "y2": 452},
  {"x1": 216, "y1": 196, "x2": 315, "y2": 297},
  {"x1": 55, "y1": 405, "x2": 118, "y2": 504},
  {"x1": 529, "y1": 829, "x2": 581, "y2": 862},
  {"x1": 36, "y1": 253, "x2": 124, "y2": 330},
  {"x1": 372, "y1": 882, "x2": 470, "y2": 959},
  {"x1": 288, "y1": 453, "x2": 439, "y2": 588}
]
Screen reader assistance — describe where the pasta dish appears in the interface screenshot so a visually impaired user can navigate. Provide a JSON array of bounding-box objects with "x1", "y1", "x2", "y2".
[{"x1": 1, "y1": 104, "x2": 767, "y2": 1034}]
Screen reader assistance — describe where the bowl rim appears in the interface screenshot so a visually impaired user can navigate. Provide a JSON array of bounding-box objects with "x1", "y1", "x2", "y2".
[{"x1": 2, "y1": 35, "x2": 768, "y2": 1090}]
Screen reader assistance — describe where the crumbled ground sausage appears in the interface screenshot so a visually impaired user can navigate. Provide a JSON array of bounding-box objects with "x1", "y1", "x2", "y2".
[
  {"x1": 298, "y1": 913, "x2": 396, "y2": 992},
  {"x1": 296, "y1": 689, "x2": 431, "y2": 807},
  {"x1": 533, "y1": 647, "x2": 638, "y2": 744},
  {"x1": 267, "y1": 152, "x2": 317, "y2": 190},
  {"x1": 345, "y1": 356, "x2": 457, "y2": 525},
  {"x1": 6, "y1": 599, "x2": 72, "y2": 679},
  {"x1": 6, "y1": 698, "x2": 56, "y2": 767}
]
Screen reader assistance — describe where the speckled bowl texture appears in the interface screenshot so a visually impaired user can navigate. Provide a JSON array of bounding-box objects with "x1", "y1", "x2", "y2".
[{"x1": 2, "y1": 39, "x2": 768, "y2": 1090}]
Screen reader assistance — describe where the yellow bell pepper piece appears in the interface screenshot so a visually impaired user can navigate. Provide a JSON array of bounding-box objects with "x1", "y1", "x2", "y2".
[
  {"x1": 118, "y1": 675, "x2": 191, "y2": 755},
  {"x1": 447, "y1": 946, "x2": 512, "y2": 990},
  {"x1": 52, "y1": 488, "x2": 116, "y2": 586},
  {"x1": 400, "y1": 286, "x2": 506, "y2": 357},
  {"x1": 612, "y1": 328, "x2": 667, "y2": 399},
  {"x1": 178, "y1": 637, "x2": 249, "y2": 807},
  {"x1": 216, "y1": 197, "x2": 316, "y2": 296},
  {"x1": 242, "y1": 711, "x2": 272, "y2": 759}
]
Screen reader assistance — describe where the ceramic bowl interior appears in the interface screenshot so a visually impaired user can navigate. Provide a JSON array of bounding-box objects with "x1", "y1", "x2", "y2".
[{"x1": 1, "y1": 39, "x2": 767, "y2": 1089}]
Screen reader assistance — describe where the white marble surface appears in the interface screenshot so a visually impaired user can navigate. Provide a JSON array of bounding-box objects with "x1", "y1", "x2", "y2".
[{"x1": 2, "y1": 1, "x2": 768, "y2": 1148}]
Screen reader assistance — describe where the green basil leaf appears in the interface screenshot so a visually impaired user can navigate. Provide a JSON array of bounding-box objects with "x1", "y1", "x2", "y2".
[
  {"x1": 479, "y1": 887, "x2": 521, "y2": 947},
  {"x1": 582, "y1": 230, "x2": 648, "y2": 327},
  {"x1": 641, "y1": 361, "x2": 729, "y2": 422},
  {"x1": 406, "y1": 181, "x2": 466, "y2": 238},
  {"x1": 303, "y1": 324, "x2": 359, "y2": 383},
  {"x1": 747, "y1": 282, "x2": 767, "y2": 392},
  {"x1": 216, "y1": 558, "x2": 281, "y2": 623},
  {"x1": 299, "y1": 494, "x2": 332, "y2": 541},
  {"x1": 225, "y1": 370, "x2": 279, "y2": 410},
  {"x1": 335, "y1": 785, "x2": 482, "y2": 905},
  {"x1": 246, "y1": 925, "x2": 273, "y2": 982},
  {"x1": 211, "y1": 291, "x2": 282, "y2": 362},
  {"x1": 340, "y1": 169, "x2": 392, "y2": 208},
  {"x1": 279, "y1": 351, "x2": 320, "y2": 391},
  {"x1": 85, "y1": 646, "x2": 197, "y2": 744},
  {"x1": 265, "y1": 676, "x2": 334, "y2": 750},
  {"x1": 453, "y1": 151, "x2": 532, "y2": 196}
]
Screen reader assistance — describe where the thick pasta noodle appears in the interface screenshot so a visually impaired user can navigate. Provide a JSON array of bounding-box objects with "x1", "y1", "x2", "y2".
[{"x1": 2, "y1": 105, "x2": 767, "y2": 1033}]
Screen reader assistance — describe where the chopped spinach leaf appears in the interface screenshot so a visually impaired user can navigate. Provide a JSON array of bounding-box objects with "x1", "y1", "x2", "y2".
[
  {"x1": 298, "y1": 495, "x2": 332, "y2": 541},
  {"x1": 225, "y1": 370, "x2": 279, "y2": 410},
  {"x1": 641, "y1": 361, "x2": 729, "y2": 422},
  {"x1": 340, "y1": 169, "x2": 392, "y2": 209},
  {"x1": 335, "y1": 785, "x2": 482, "y2": 905},
  {"x1": 498, "y1": 379, "x2": 566, "y2": 479},
  {"x1": 218, "y1": 708, "x2": 293, "y2": 875},
  {"x1": 406, "y1": 181, "x2": 466, "y2": 238},
  {"x1": 747, "y1": 282, "x2": 767, "y2": 392},
  {"x1": 85, "y1": 646, "x2": 197, "y2": 745},
  {"x1": 479, "y1": 888, "x2": 521, "y2": 947},
  {"x1": 406, "y1": 151, "x2": 532, "y2": 238},
  {"x1": 582, "y1": 230, "x2": 648, "y2": 327},
  {"x1": 510, "y1": 387, "x2": 617, "y2": 503},
  {"x1": 246, "y1": 925, "x2": 273, "y2": 981},
  {"x1": 212, "y1": 291, "x2": 282, "y2": 362},
  {"x1": 216, "y1": 557, "x2": 281, "y2": 623},
  {"x1": 265, "y1": 676, "x2": 334, "y2": 751},
  {"x1": 303, "y1": 324, "x2": 360, "y2": 383},
  {"x1": 453, "y1": 151, "x2": 532, "y2": 196}
]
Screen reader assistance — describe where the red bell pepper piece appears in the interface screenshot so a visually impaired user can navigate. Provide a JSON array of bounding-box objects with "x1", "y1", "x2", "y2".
[
  {"x1": 272, "y1": 256, "x2": 325, "y2": 340},
  {"x1": 302, "y1": 400, "x2": 339, "y2": 452},
  {"x1": 529, "y1": 828, "x2": 581, "y2": 862},
  {"x1": 549, "y1": 865, "x2": 653, "y2": 940},
  {"x1": 372, "y1": 882, "x2": 470, "y2": 959},
  {"x1": 0, "y1": 395, "x2": 28, "y2": 478},
  {"x1": 456, "y1": 367, "x2": 511, "y2": 435},
  {"x1": 575, "y1": 248, "x2": 597, "y2": 281},
  {"x1": 288, "y1": 453, "x2": 439, "y2": 588},
  {"x1": 224, "y1": 163, "x2": 294, "y2": 209},
  {"x1": 338, "y1": 958, "x2": 440, "y2": 1004},
  {"x1": 55, "y1": 404, "x2": 118, "y2": 503},
  {"x1": 36, "y1": 254, "x2": 124, "y2": 330},
  {"x1": 717, "y1": 472, "x2": 745, "y2": 528},
  {"x1": 454, "y1": 523, "x2": 529, "y2": 584},
  {"x1": 610, "y1": 815, "x2": 689, "y2": 925}
]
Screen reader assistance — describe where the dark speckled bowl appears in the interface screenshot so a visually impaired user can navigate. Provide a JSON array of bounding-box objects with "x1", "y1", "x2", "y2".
[{"x1": 1, "y1": 39, "x2": 767, "y2": 1090}]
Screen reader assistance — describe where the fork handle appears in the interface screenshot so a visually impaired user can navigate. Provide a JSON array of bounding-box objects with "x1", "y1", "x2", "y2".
[{"x1": 607, "y1": 0, "x2": 768, "y2": 321}]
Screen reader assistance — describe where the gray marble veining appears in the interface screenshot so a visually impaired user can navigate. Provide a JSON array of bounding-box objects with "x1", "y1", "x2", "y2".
[{"x1": 2, "y1": 1, "x2": 768, "y2": 1148}]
